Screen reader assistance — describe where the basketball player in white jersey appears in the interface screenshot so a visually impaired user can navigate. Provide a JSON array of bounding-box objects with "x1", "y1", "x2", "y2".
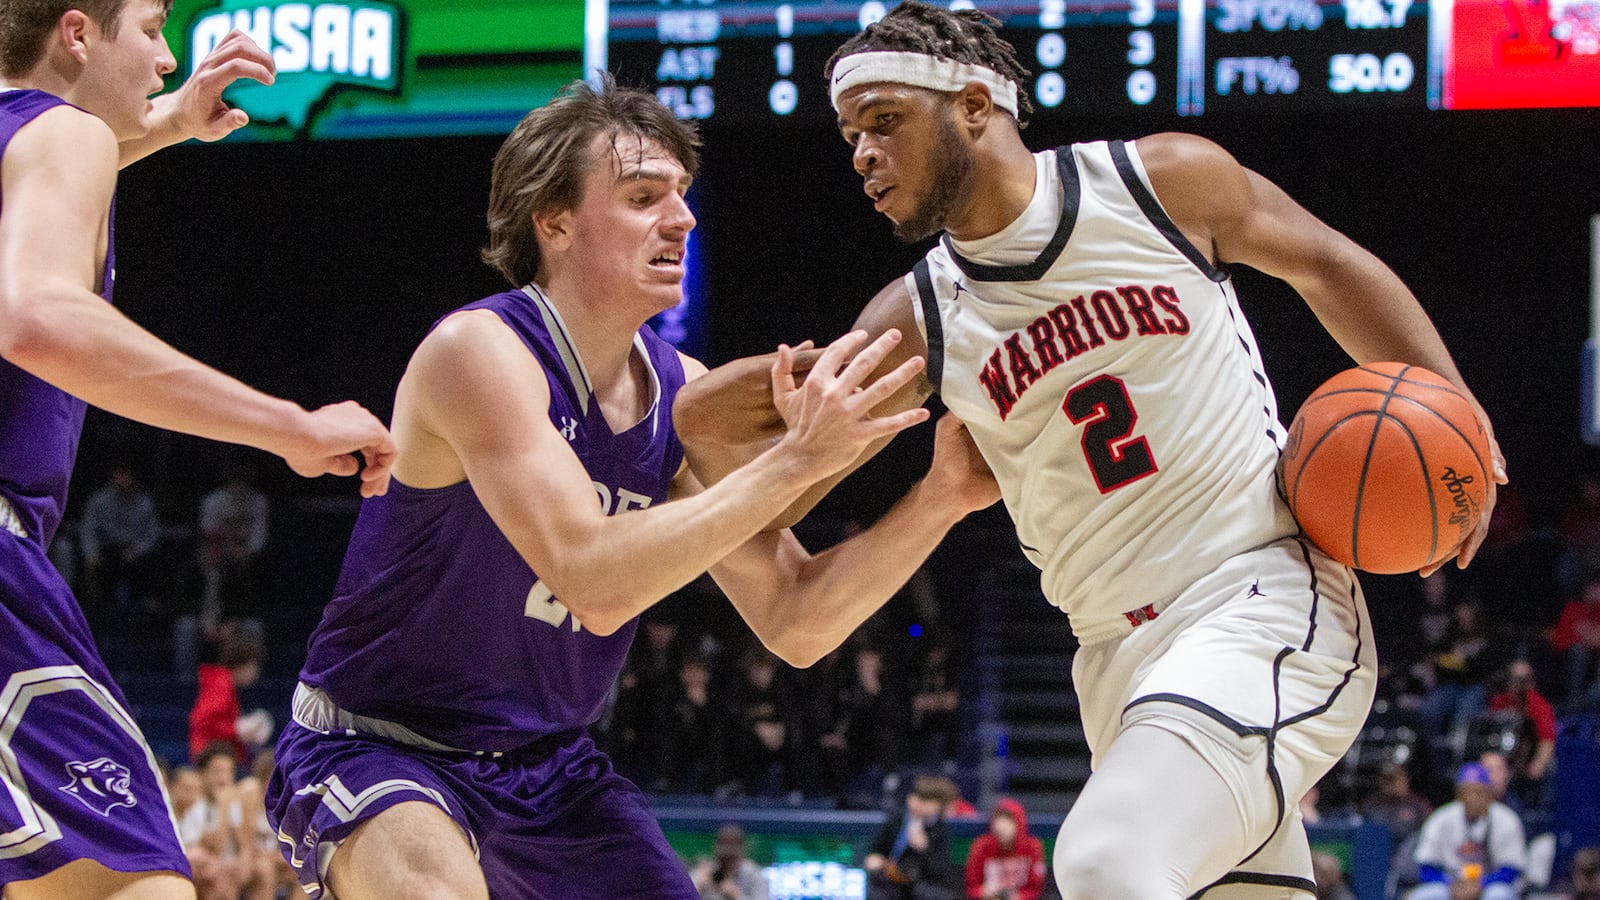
[{"x1": 674, "y1": 3, "x2": 1506, "y2": 897}]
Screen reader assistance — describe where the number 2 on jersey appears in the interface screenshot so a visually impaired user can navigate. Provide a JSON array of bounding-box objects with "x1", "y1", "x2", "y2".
[{"x1": 1063, "y1": 374, "x2": 1158, "y2": 493}]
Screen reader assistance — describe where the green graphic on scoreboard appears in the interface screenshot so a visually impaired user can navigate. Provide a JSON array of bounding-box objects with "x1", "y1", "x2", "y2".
[{"x1": 165, "y1": 0, "x2": 586, "y2": 139}]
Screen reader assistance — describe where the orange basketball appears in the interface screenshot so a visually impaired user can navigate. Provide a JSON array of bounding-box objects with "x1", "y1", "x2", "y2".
[{"x1": 1279, "y1": 363, "x2": 1492, "y2": 574}]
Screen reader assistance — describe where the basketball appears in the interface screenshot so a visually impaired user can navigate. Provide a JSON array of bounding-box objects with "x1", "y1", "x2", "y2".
[{"x1": 1279, "y1": 363, "x2": 1493, "y2": 574}]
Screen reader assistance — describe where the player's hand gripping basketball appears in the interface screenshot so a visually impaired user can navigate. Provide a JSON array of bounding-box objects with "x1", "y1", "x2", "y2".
[
  {"x1": 1422, "y1": 401, "x2": 1507, "y2": 578},
  {"x1": 153, "y1": 30, "x2": 276, "y2": 143},
  {"x1": 278, "y1": 401, "x2": 397, "y2": 498},
  {"x1": 769, "y1": 329, "x2": 928, "y2": 482}
]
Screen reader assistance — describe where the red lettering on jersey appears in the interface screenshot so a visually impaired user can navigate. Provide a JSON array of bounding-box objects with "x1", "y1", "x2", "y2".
[
  {"x1": 1116, "y1": 285, "x2": 1167, "y2": 336},
  {"x1": 1005, "y1": 334, "x2": 1043, "y2": 394},
  {"x1": 1047, "y1": 304, "x2": 1090, "y2": 358},
  {"x1": 1151, "y1": 285, "x2": 1190, "y2": 334},
  {"x1": 978, "y1": 349, "x2": 1018, "y2": 419},
  {"x1": 1027, "y1": 316, "x2": 1065, "y2": 373},
  {"x1": 1069, "y1": 295, "x2": 1106, "y2": 347},
  {"x1": 973, "y1": 284, "x2": 1185, "y2": 419},
  {"x1": 1090, "y1": 290, "x2": 1131, "y2": 340}
]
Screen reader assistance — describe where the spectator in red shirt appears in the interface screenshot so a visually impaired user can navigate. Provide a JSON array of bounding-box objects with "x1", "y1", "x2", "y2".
[
  {"x1": 965, "y1": 798, "x2": 1046, "y2": 900},
  {"x1": 1552, "y1": 578, "x2": 1600, "y2": 710},
  {"x1": 1486, "y1": 660, "x2": 1557, "y2": 813},
  {"x1": 188, "y1": 631, "x2": 264, "y2": 765}
]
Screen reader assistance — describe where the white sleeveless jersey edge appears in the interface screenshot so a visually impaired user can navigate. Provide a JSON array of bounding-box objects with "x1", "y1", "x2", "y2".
[{"x1": 909, "y1": 140, "x2": 1299, "y2": 643}]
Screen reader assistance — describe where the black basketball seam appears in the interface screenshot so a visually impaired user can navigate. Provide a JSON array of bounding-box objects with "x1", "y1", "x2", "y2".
[
  {"x1": 1379, "y1": 394, "x2": 1491, "y2": 485},
  {"x1": 1350, "y1": 368, "x2": 1412, "y2": 569},
  {"x1": 1300, "y1": 387, "x2": 1489, "y2": 484},
  {"x1": 1298, "y1": 368, "x2": 1477, "y2": 570},
  {"x1": 1305, "y1": 381, "x2": 1491, "y2": 515},
  {"x1": 1288, "y1": 410, "x2": 1388, "y2": 506},
  {"x1": 1389, "y1": 415, "x2": 1441, "y2": 564},
  {"x1": 1355, "y1": 364, "x2": 1462, "y2": 391}
]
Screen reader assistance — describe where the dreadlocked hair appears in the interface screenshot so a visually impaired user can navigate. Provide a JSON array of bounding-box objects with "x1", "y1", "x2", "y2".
[{"x1": 824, "y1": 0, "x2": 1034, "y2": 126}]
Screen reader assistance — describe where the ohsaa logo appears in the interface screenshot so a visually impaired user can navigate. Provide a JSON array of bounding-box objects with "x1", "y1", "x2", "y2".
[{"x1": 187, "y1": 1, "x2": 403, "y2": 131}]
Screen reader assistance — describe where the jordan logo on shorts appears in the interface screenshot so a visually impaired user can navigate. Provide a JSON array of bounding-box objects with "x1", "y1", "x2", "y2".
[
  {"x1": 1246, "y1": 580, "x2": 1265, "y2": 599},
  {"x1": 1122, "y1": 604, "x2": 1159, "y2": 628},
  {"x1": 58, "y1": 757, "x2": 137, "y2": 816}
]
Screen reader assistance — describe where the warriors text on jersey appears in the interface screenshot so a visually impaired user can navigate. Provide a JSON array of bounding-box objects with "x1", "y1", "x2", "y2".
[
  {"x1": 298, "y1": 285, "x2": 686, "y2": 752},
  {"x1": 910, "y1": 140, "x2": 1298, "y2": 643}
]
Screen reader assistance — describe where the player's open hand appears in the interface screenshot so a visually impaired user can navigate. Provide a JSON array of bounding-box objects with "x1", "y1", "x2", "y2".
[
  {"x1": 769, "y1": 329, "x2": 928, "y2": 481},
  {"x1": 1422, "y1": 402, "x2": 1506, "y2": 577},
  {"x1": 280, "y1": 401, "x2": 397, "y2": 497},
  {"x1": 673, "y1": 341, "x2": 822, "y2": 445},
  {"x1": 926, "y1": 413, "x2": 1002, "y2": 514},
  {"x1": 154, "y1": 30, "x2": 275, "y2": 143}
]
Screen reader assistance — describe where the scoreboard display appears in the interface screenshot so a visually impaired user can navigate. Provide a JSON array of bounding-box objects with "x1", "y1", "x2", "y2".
[{"x1": 592, "y1": 0, "x2": 1600, "y2": 120}]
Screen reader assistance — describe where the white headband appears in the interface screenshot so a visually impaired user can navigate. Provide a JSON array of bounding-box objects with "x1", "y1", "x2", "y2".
[{"x1": 829, "y1": 51, "x2": 1020, "y2": 118}]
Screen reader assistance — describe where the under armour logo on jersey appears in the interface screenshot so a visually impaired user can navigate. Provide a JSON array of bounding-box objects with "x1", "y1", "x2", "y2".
[
  {"x1": 1123, "y1": 604, "x2": 1160, "y2": 628},
  {"x1": 1246, "y1": 580, "x2": 1266, "y2": 599},
  {"x1": 558, "y1": 417, "x2": 578, "y2": 441},
  {"x1": 58, "y1": 757, "x2": 137, "y2": 816}
]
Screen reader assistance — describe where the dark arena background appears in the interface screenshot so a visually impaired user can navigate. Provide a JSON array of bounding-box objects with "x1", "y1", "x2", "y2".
[{"x1": 51, "y1": 1, "x2": 1600, "y2": 898}]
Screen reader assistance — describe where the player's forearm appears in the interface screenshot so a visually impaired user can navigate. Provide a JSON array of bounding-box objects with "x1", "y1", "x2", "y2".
[
  {"x1": 532, "y1": 441, "x2": 834, "y2": 635},
  {"x1": 2, "y1": 285, "x2": 310, "y2": 454},
  {"x1": 683, "y1": 433, "x2": 884, "y2": 531},
  {"x1": 1295, "y1": 242, "x2": 1468, "y2": 389},
  {"x1": 732, "y1": 478, "x2": 968, "y2": 667}
]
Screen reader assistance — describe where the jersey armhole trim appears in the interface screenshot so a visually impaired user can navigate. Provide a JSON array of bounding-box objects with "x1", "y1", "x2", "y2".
[
  {"x1": 942, "y1": 146, "x2": 1081, "y2": 283},
  {"x1": 1109, "y1": 139, "x2": 1229, "y2": 284},
  {"x1": 911, "y1": 259, "x2": 944, "y2": 392}
]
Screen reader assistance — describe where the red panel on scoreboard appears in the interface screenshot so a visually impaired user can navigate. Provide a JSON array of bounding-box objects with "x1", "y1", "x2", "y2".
[{"x1": 1445, "y1": 0, "x2": 1600, "y2": 108}]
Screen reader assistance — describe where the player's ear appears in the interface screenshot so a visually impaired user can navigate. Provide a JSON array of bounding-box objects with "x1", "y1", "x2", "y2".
[
  {"x1": 533, "y1": 209, "x2": 574, "y2": 253},
  {"x1": 56, "y1": 9, "x2": 93, "y2": 64},
  {"x1": 955, "y1": 83, "x2": 996, "y2": 136}
]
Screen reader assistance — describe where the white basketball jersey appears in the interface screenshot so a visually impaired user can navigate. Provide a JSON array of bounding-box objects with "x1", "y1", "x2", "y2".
[{"x1": 910, "y1": 140, "x2": 1299, "y2": 643}]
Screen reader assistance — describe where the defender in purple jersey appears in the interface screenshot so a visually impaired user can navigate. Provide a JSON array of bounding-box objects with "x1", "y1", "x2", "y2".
[
  {"x1": 0, "y1": 3, "x2": 396, "y2": 898},
  {"x1": 265, "y1": 77, "x2": 1002, "y2": 900}
]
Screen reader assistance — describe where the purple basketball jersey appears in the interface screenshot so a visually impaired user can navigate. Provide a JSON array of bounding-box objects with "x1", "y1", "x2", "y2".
[
  {"x1": 0, "y1": 90, "x2": 186, "y2": 885},
  {"x1": 0, "y1": 90, "x2": 115, "y2": 548},
  {"x1": 299, "y1": 285, "x2": 687, "y2": 752}
]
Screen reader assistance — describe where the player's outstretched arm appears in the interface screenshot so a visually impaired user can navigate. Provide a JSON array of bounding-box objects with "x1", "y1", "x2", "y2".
[
  {"x1": 0, "y1": 107, "x2": 394, "y2": 495},
  {"x1": 1135, "y1": 132, "x2": 1505, "y2": 573},
  {"x1": 672, "y1": 277, "x2": 935, "y2": 529},
  {"x1": 119, "y1": 30, "x2": 275, "y2": 167},
  {"x1": 704, "y1": 412, "x2": 1000, "y2": 667},
  {"x1": 403, "y1": 312, "x2": 929, "y2": 636}
]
